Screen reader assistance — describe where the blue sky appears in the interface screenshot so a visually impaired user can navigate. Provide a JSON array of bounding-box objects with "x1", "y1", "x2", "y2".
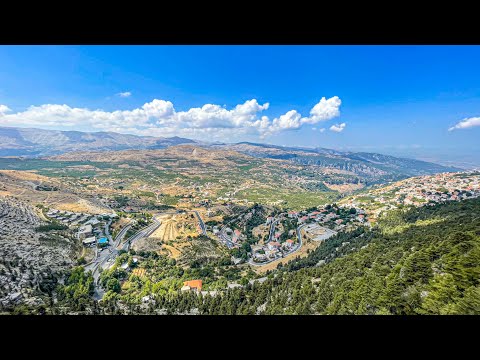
[{"x1": 0, "y1": 45, "x2": 479, "y2": 167}]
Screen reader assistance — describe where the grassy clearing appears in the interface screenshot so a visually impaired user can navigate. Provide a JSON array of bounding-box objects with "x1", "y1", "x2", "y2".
[{"x1": 236, "y1": 187, "x2": 338, "y2": 210}]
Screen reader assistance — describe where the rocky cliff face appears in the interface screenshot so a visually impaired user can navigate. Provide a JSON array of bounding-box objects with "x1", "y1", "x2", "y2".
[{"x1": 0, "y1": 197, "x2": 77, "y2": 309}]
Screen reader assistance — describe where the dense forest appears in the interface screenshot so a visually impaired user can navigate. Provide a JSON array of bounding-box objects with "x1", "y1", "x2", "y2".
[{"x1": 6, "y1": 198, "x2": 480, "y2": 315}]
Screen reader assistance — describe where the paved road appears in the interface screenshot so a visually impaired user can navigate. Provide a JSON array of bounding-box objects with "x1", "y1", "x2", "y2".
[
  {"x1": 114, "y1": 224, "x2": 132, "y2": 249},
  {"x1": 123, "y1": 218, "x2": 161, "y2": 251},
  {"x1": 266, "y1": 219, "x2": 278, "y2": 243},
  {"x1": 218, "y1": 221, "x2": 235, "y2": 248},
  {"x1": 85, "y1": 210, "x2": 207, "y2": 299},
  {"x1": 193, "y1": 210, "x2": 207, "y2": 236},
  {"x1": 84, "y1": 218, "x2": 159, "y2": 297}
]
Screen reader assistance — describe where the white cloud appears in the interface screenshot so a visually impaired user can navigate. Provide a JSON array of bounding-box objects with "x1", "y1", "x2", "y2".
[
  {"x1": 330, "y1": 123, "x2": 346, "y2": 133},
  {"x1": 117, "y1": 91, "x2": 132, "y2": 98},
  {"x1": 0, "y1": 105, "x2": 11, "y2": 115},
  {"x1": 319, "y1": 128, "x2": 326, "y2": 133},
  {"x1": 304, "y1": 96, "x2": 341, "y2": 124},
  {"x1": 448, "y1": 117, "x2": 480, "y2": 131},
  {"x1": 312, "y1": 127, "x2": 317, "y2": 131},
  {"x1": 0, "y1": 96, "x2": 341, "y2": 140}
]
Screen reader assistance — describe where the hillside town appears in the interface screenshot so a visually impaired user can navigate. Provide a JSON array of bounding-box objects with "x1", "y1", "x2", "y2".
[{"x1": 341, "y1": 171, "x2": 480, "y2": 219}]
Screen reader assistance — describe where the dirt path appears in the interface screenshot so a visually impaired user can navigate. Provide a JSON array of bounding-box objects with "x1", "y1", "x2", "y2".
[{"x1": 161, "y1": 244, "x2": 182, "y2": 259}]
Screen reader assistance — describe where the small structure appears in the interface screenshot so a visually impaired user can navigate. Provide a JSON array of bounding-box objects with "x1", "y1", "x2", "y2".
[
  {"x1": 268, "y1": 241, "x2": 281, "y2": 250},
  {"x1": 82, "y1": 236, "x2": 96, "y2": 247},
  {"x1": 78, "y1": 224, "x2": 93, "y2": 239},
  {"x1": 181, "y1": 280, "x2": 203, "y2": 292},
  {"x1": 298, "y1": 216, "x2": 309, "y2": 223},
  {"x1": 232, "y1": 229, "x2": 242, "y2": 243},
  {"x1": 287, "y1": 211, "x2": 298, "y2": 218},
  {"x1": 284, "y1": 239, "x2": 294, "y2": 249}
]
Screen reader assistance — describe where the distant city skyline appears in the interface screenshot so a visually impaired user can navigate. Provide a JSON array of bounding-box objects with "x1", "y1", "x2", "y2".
[{"x1": 1, "y1": 45, "x2": 479, "y2": 167}]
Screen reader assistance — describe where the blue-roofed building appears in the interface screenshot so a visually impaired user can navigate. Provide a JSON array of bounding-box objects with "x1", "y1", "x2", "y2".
[{"x1": 97, "y1": 237, "x2": 109, "y2": 247}]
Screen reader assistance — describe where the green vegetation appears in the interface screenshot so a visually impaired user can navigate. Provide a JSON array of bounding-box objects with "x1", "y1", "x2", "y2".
[
  {"x1": 236, "y1": 187, "x2": 338, "y2": 210},
  {"x1": 35, "y1": 221, "x2": 68, "y2": 232},
  {"x1": 55, "y1": 267, "x2": 95, "y2": 312},
  {"x1": 98, "y1": 198, "x2": 480, "y2": 313},
  {"x1": 9, "y1": 198, "x2": 480, "y2": 315}
]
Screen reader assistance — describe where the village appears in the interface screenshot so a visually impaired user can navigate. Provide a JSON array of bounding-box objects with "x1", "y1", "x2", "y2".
[{"x1": 342, "y1": 171, "x2": 480, "y2": 219}]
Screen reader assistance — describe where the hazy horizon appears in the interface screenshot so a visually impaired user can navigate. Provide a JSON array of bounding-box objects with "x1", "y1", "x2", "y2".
[{"x1": 1, "y1": 45, "x2": 479, "y2": 168}]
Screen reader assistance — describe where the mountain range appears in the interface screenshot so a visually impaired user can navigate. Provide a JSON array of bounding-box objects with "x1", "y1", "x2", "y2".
[
  {"x1": 0, "y1": 126, "x2": 460, "y2": 180},
  {"x1": 0, "y1": 126, "x2": 194, "y2": 156}
]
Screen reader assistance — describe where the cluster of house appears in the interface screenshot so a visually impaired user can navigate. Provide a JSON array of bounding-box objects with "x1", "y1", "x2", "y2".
[
  {"x1": 251, "y1": 216, "x2": 297, "y2": 263},
  {"x1": 287, "y1": 207, "x2": 367, "y2": 231},
  {"x1": 344, "y1": 172, "x2": 480, "y2": 218},
  {"x1": 76, "y1": 215, "x2": 117, "y2": 247},
  {"x1": 46, "y1": 209, "x2": 93, "y2": 226},
  {"x1": 220, "y1": 227, "x2": 244, "y2": 245},
  {"x1": 251, "y1": 237, "x2": 296, "y2": 263},
  {"x1": 45, "y1": 209, "x2": 118, "y2": 247}
]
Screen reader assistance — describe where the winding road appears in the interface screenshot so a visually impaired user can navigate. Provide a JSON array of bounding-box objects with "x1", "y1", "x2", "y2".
[{"x1": 84, "y1": 209, "x2": 207, "y2": 300}]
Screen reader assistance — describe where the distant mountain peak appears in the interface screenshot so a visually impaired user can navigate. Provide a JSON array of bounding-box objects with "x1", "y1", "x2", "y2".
[{"x1": 0, "y1": 126, "x2": 196, "y2": 157}]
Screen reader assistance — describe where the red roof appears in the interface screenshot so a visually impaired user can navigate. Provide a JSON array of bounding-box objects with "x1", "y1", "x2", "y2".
[
  {"x1": 183, "y1": 280, "x2": 202, "y2": 291},
  {"x1": 286, "y1": 239, "x2": 294, "y2": 244},
  {"x1": 270, "y1": 241, "x2": 281, "y2": 247}
]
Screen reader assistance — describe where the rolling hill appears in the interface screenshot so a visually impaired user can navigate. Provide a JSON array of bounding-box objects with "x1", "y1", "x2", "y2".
[
  {"x1": 0, "y1": 126, "x2": 459, "y2": 186},
  {"x1": 216, "y1": 142, "x2": 460, "y2": 182}
]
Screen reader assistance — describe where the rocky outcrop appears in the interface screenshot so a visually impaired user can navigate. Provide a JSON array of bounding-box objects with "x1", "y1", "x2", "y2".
[{"x1": 0, "y1": 197, "x2": 76, "y2": 308}]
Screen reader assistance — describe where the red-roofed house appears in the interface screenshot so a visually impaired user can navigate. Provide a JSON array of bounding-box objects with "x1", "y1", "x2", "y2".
[
  {"x1": 268, "y1": 241, "x2": 281, "y2": 250},
  {"x1": 284, "y1": 239, "x2": 294, "y2": 249},
  {"x1": 298, "y1": 216, "x2": 309, "y2": 223},
  {"x1": 181, "y1": 280, "x2": 203, "y2": 292}
]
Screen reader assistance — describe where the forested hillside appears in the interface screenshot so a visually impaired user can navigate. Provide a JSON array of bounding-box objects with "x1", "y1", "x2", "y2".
[
  {"x1": 8, "y1": 198, "x2": 480, "y2": 315},
  {"x1": 191, "y1": 198, "x2": 480, "y2": 315}
]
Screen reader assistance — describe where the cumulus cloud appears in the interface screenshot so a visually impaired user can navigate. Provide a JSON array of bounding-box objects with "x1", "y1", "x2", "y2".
[
  {"x1": 448, "y1": 117, "x2": 480, "y2": 131},
  {"x1": 0, "y1": 105, "x2": 11, "y2": 115},
  {"x1": 330, "y1": 123, "x2": 346, "y2": 133},
  {"x1": 319, "y1": 128, "x2": 326, "y2": 133},
  {"x1": 117, "y1": 91, "x2": 132, "y2": 98},
  {"x1": 0, "y1": 96, "x2": 342, "y2": 139},
  {"x1": 304, "y1": 96, "x2": 341, "y2": 124}
]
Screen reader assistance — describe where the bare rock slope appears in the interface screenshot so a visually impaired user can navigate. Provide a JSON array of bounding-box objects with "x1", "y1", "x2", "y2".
[{"x1": 0, "y1": 197, "x2": 77, "y2": 309}]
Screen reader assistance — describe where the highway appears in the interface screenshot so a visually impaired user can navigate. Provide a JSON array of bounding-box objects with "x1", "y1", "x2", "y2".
[
  {"x1": 114, "y1": 224, "x2": 132, "y2": 249},
  {"x1": 193, "y1": 210, "x2": 207, "y2": 236},
  {"x1": 122, "y1": 217, "x2": 161, "y2": 251}
]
